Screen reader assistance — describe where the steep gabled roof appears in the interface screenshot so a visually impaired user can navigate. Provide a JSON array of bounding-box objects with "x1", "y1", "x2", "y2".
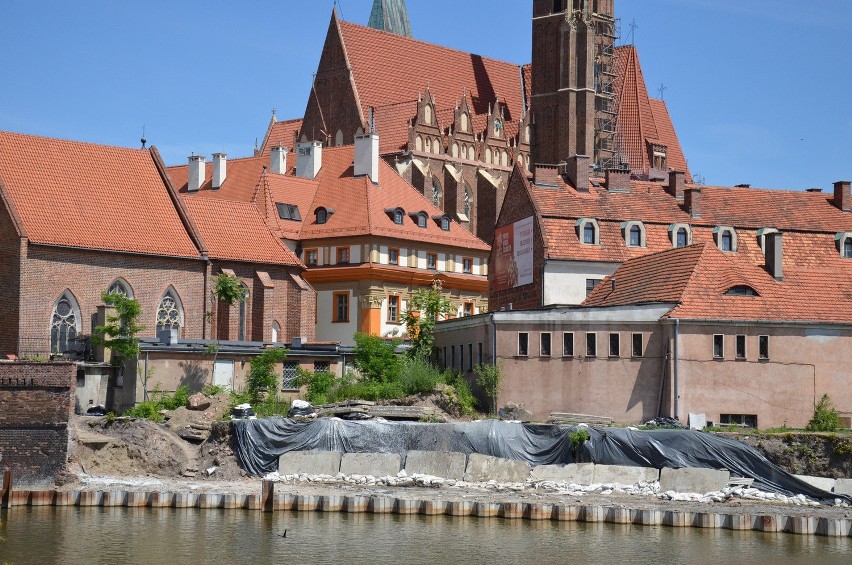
[
  {"x1": 338, "y1": 20, "x2": 525, "y2": 152},
  {"x1": 257, "y1": 118, "x2": 303, "y2": 159},
  {"x1": 168, "y1": 156, "x2": 268, "y2": 201},
  {"x1": 0, "y1": 130, "x2": 200, "y2": 258}
]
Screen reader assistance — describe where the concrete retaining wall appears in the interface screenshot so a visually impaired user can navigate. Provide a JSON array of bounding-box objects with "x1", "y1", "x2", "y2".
[
  {"x1": 404, "y1": 451, "x2": 466, "y2": 480},
  {"x1": 794, "y1": 475, "x2": 837, "y2": 493},
  {"x1": 530, "y1": 463, "x2": 594, "y2": 484},
  {"x1": 464, "y1": 454, "x2": 530, "y2": 483},
  {"x1": 835, "y1": 479, "x2": 852, "y2": 496},
  {"x1": 659, "y1": 468, "x2": 730, "y2": 494},
  {"x1": 593, "y1": 465, "x2": 659, "y2": 485},
  {"x1": 278, "y1": 451, "x2": 342, "y2": 476},
  {"x1": 339, "y1": 453, "x2": 401, "y2": 477}
]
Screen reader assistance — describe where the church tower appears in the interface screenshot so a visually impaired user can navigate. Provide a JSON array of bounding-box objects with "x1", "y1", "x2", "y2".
[
  {"x1": 368, "y1": 0, "x2": 413, "y2": 37},
  {"x1": 531, "y1": 0, "x2": 618, "y2": 171}
]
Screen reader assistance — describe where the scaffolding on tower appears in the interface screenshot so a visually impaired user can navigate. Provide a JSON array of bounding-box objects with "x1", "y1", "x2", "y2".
[{"x1": 592, "y1": 9, "x2": 627, "y2": 172}]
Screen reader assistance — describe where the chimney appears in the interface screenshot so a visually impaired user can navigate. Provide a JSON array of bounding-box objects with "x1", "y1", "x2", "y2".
[
  {"x1": 562, "y1": 155, "x2": 590, "y2": 192},
  {"x1": 765, "y1": 231, "x2": 783, "y2": 281},
  {"x1": 833, "y1": 180, "x2": 851, "y2": 212},
  {"x1": 354, "y1": 133, "x2": 380, "y2": 183},
  {"x1": 212, "y1": 153, "x2": 227, "y2": 189},
  {"x1": 188, "y1": 155, "x2": 206, "y2": 192},
  {"x1": 684, "y1": 187, "x2": 701, "y2": 218},
  {"x1": 296, "y1": 141, "x2": 323, "y2": 180},
  {"x1": 666, "y1": 170, "x2": 686, "y2": 200},
  {"x1": 605, "y1": 168, "x2": 630, "y2": 193},
  {"x1": 270, "y1": 145, "x2": 288, "y2": 175}
]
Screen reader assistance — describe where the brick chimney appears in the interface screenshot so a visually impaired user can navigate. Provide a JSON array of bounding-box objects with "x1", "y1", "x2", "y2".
[
  {"x1": 833, "y1": 180, "x2": 851, "y2": 212},
  {"x1": 765, "y1": 231, "x2": 783, "y2": 281},
  {"x1": 605, "y1": 168, "x2": 630, "y2": 193},
  {"x1": 561, "y1": 155, "x2": 590, "y2": 192},
  {"x1": 187, "y1": 155, "x2": 205, "y2": 192},
  {"x1": 296, "y1": 141, "x2": 323, "y2": 180},
  {"x1": 684, "y1": 187, "x2": 701, "y2": 218},
  {"x1": 666, "y1": 170, "x2": 686, "y2": 200},
  {"x1": 270, "y1": 145, "x2": 288, "y2": 175},
  {"x1": 212, "y1": 153, "x2": 227, "y2": 189},
  {"x1": 354, "y1": 133, "x2": 380, "y2": 183}
]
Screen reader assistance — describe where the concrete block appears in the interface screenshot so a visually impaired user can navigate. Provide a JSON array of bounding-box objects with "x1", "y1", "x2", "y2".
[
  {"x1": 463, "y1": 454, "x2": 531, "y2": 483},
  {"x1": 394, "y1": 498, "x2": 419, "y2": 515},
  {"x1": 320, "y1": 495, "x2": 344, "y2": 512},
  {"x1": 524, "y1": 503, "x2": 552, "y2": 520},
  {"x1": 581, "y1": 505, "x2": 604, "y2": 522},
  {"x1": 344, "y1": 495, "x2": 368, "y2": 513},
  {"x1": 295, "y1": 495, "x2": 319, "y2": 511},
  {"x1": 273, "y1": 493, "x2": 296, "y2": 511},
  {"x1": 833, "y1": 478, "x2": 852, "y2": 495},
  {"x1": 664, "y1": 511, "x2": 693, "y2": 527},
  {"x1": 793, "y1": 474, "x2": 836, "y2": 493},
  {"x1": 530, "y1": 463, "x2": 595, "y2": 484},
  {"x1": 173, "y1": 492, "x2": 196, "y2": 508},
  {"x1": 369, "y1": 496, "x2": 393, "y2": 514},
  {"x1": 77, "y1": 491, "x2": 101, "y2": 507},
  {"x1": 756, "y1": 514, "x2": 781, "y2": 533},
  {"x1": 197, "y1": 493, "x2": 222, "y2": 509},
  {"x1": 499, "y1": 502, "x2": 524, "y2": 519},
  {"x1": 404, "y1": 450, "x2": 466, "y2": 480},
  {"x1": 474, "y1": 502, "x2": 499, "y2": 517},
  {"x1": 447, "y1": 500, "x2": 473, "y2": 516},
  {"x1": 695, "y1": 512, "x2": 722, "y2": 529},
  {"x1": 553, "y1": 505, "x2": 581, "y2": 522},
  {"x1": 339, "y1": 453, "x2": 401, "y2": 477},
  {"x1": 816, "y1": 517, "x2": 849, "y2": 537},
  {"x1": 420, "y1": 499, "x2": 446, "y2": 515},
  {"x1": 102, "y1": 490, "x2": 127, "y2": 507},
  {"x1": 659, "y1": 467, "x2": 730, "y2": 494},
  {"x1": 633, "y1": 509, "x2": 662, "y2": 526},
  {"x1": 605, "y1": 507, "x2": 631, "y2": 524},
  {"x1": 29, "y1": 491, "x2": 55, "y2": 506},
  {"x1": 593, "y1": 465, "x2": 658, "y2": 485},
  {"x1": 278, "y1": 451, "x2": 342, "y2": 476}
]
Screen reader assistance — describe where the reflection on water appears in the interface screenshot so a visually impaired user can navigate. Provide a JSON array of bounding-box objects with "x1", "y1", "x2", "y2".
[{"x1": 1, "y1": 507, "x2": 850, "y2": 564}]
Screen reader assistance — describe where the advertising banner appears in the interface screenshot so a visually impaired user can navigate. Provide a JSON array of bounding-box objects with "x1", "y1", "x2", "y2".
[{"x1": 493, "y1": 216, "x2": 534, "y2": 291}]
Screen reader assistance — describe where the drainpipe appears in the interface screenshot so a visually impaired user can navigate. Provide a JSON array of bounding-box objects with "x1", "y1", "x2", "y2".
[
  {"x1": 673, "y1": 319, "x2": 680, "y2": 421},
  {"x1": 143, "y1": 351, "x2": 149, "y2": 403},
  {"x1": 489, "y1": 312, "x2": 497, "y2": 367}
]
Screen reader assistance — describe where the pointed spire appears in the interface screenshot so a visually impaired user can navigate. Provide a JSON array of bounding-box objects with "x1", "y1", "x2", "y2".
[{"x1": 368, "y1": 0, "x2": 413, "y2": 38}]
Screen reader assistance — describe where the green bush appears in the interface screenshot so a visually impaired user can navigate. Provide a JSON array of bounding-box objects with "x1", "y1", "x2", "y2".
[
  {"x1": 353, "y1": 332, "x2": 401, "y2": 382},
  {"x1": 805, "y1": 394, "x2": 841, "y2": 432},
  {"x1": 398, "y1": 356, "x2": 443, "y2": 396},
  {"x1": 247, "y1": 347, "x2": 288, "y2": 398},
  {"x1": 124, "y1": 385, "x2": 190, "y2": 422}
]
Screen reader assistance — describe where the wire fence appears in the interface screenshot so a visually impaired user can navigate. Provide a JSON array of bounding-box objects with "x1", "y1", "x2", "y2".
[{"x1": 17, "y1": 336, "x2": 94, "y2": 362}]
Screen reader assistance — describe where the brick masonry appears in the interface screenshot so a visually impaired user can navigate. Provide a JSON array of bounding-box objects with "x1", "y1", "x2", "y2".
[{"x1": 0, "y1": 362, "x2": 75, "y2": 487}]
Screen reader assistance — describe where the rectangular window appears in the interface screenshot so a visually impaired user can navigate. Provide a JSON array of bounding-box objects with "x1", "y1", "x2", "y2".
[
  {"x1": 460, "y1": 344, "x2": 464, "y2": 371},
  {"x1": 427, "y1": 252, "x2": 438, "y2": 270},
  {"x1": 563, "y1": 332, "x2": 574, "y2": 357},
  {"x1": 305, "y1": 248, "x2": 318, "y2": 266},
  {"x1": 609, "y1": 333, "x2": 620, "y2": 357},
  {"x1": 632, "y1": 333, "x2": 643, "y2": 357},
  {"x1": 713, "y1": 334, "x2": 724, "y2": 359},
  {"x1": 518, "y1": 332, "x2": 529, "y2": 356},
  {"x1": 387, "y1": 295, "x2": 400, "y2": 323},
  {"x1": 541, "y1": 332, "x2": 552, "y2": 357},
  {"x1": 451, "y1": 346, "x2": 456, "y2": 369},
  {"x1": 462, "y1": 257, "x2": 473, "y2": 274},
  {"x1": 462, "y1": 302, "x2": 474, "y2": 317},
  {"x1": 758, "y1": 335, "x2": 769, "y2": 360},
  {"x1": 736, "y1": 334, "x2": 746, "y2": 360},
  {"x1": 313, "y1": 361, "x2": 330, "y2": 373},
  {"x1": 388, "y1": 248, "x2": 399, "y2": 266},
  {"x1": 586, "y1": 278, "x2": 602, "y2": 297},
  {"x1": 478, "y1": 343, "x2": 483, "y2": 366},
  {"x1": 336, "y1": 247, "x2": 350, "y2": 264},
  {"x1": 720, "y1": 414, "x2": 758, "y2": 429},
  {"x1": 586, "y1": 333, "x2": 597, "y2": 357},
  {"x1": 282, "y1": 361, "x2": 299, "y2": 390},
  {"x1": 468, "y1": 344, "x2": 473, "y2": 371},
  {"x1": 333, "y1": 292, "x2": 349, "y2": 323}
]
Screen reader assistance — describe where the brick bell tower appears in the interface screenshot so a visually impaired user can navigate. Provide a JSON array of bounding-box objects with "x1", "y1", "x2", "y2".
[{"x1": 531, "y1": 0, "x2": 618, "y2": 171}]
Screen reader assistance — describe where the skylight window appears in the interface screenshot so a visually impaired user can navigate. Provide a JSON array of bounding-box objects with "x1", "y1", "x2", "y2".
[
  {"x1": 725, "y1": 285, "x2": 758, "y2": 296},
  {"x1": 276, "y1": 203, "x2": 301, "y2": 221}
]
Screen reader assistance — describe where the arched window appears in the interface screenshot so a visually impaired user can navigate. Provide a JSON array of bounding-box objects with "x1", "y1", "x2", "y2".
[
  {"x1": 393, "y1": 208, "x2": 404, "y2": 225},
  {"x1": 676, "y1": 228, "x2": 688, "y2": 248},
  {"x1": 156, "y1": 289, "x2": 183, "y2": 334},
  {"x1": 584, "y1": 223, "x2": 596, "y2": 244},
  {"x1": 417, "y1": 212, "x2": 428, "y2": 228},
  {"x1": 432, "y1": 177, "x2": 442, "y2": 207},
  {"x1": 452, "y1": 142, "x2": 459, "y2": 158},
  {"x1": 107, "y1": 278, "x2": 132, "y2": 297},
  {"x1": 316, "y1": 208, "x2": 328, "y2": 224},
  {"x1": 577, "y1": 218, "x2": 599, "y2": 245},
  {"x1": 415, "y1": 136, "x2": 423, "y2": 152},
  {"x1": 524, "y1": 124, "x2": 531, "y2": 143},
  {"x1": 50, "y1": 292, "x2": 80, "y2": 354},
  {"x1": 501, "y1": 150, "x2": 508, "y2": 167},
  {"x1": 629, "y1": 225, "x2": 641, "y2": 246},
  {"x1": 434, "y1": 137, "x2": 442, "y2": 154},
  {"x1": 721, "y1": 231, "x2": 733, "y2": 251},
  {"x1": 485, "y1": 148, "x2": 492, "y2": 164},
  {"x1": 238, "y1": 285, "x2": 249, "y2": 341},
  {"x1": 714, "y1": 226, "x2": 737, "y2": 252},
  {"x1": 461, "y1": 113, "x2": 469, "y2": 132},
  {"x1": 424, "y1": 137, "x2": 431, "y2": 153},
  {"x1": 440, "y1": 217, "x2": 450, "y2": 231},
  {"x1": 845, "y1": 239, "x2": 852, "y2": 259},
  {"x1": 467, "y1": 146, "x2": 475, "y2": 160},
  {"x1": 271, "y1": 321, "x2": 280, "y2": 343},
  {"x1": 463, "y1": 184, "x2": 472, "y2": 217},
  {"x1": 424, "y1": 104, "x2": 432, "y2": 124},
  {"x1": 334, "y1": 130, "x2": 343, "y2": 146}
]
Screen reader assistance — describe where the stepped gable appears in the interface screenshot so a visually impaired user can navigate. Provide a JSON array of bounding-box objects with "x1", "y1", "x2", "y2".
[
  {"x1": 0, "y1": 130, "x2": 200, "y2": 258},
  {"x1": 337, "y1": 20, "x2": 526, "y2": 152}
]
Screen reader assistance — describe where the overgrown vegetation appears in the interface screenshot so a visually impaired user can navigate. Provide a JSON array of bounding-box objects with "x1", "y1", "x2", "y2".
[
  {"x1": 405, "y1": 281, "x2": 454, "y2": 361},
  {"x1": 124, "y1": 385, "x2": 190, "y2": 422},
  {"x1": 228, "y1": 388, "x2": 291, "y2": 419},
  {"x1": 569, "y1": 428, "x2": 590, "y2": 458},
  {"x1": 214, "y1": 272, "x2": 248, "y2": 306},
  {"x1": 805, "y1": 393, "x2": 841, "y2": 432},
  {"x1": 353, "y1": 333, "x2": 401, "y2": 382},
  {"x1": 246, "y1": 347, "x2": 288, "y2": 399},
  {"x1": 474, "y1": 362, "x2": 504, "y2": 415},
  {"x1": 93, "y1": 291, "x2": 145, "y2": 359}
]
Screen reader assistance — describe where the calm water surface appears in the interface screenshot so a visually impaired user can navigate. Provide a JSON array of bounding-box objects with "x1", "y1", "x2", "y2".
[{"x1": 1, "y1": 507, "x2": 850, "y2": 564}]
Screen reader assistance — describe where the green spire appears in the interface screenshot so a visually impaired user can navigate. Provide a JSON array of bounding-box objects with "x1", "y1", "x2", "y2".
[{"x1": 368, "y1": 0, "x2": 412, "y2": 38}]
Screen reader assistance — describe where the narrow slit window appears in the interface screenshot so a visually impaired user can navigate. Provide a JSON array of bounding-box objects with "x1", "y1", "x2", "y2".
[
  {"x1": 518, "y1": 333, "x2": 529, "y2": 356},
  {"x1": 541, "y1": 333, "x2": 551, "y2": 357},
  {"x1": 586, "y1": 333, "x2": 597, "y2": 357},
  {"x1": 632, "y1": 333, "x2": 643, "y2": 357},
  {"x1": 759, "y1": 335, "x2": 769, "y2": 360},
  {"x1": 609, "y1": 333, "x2": 620, "y2": 357},
  {"x1": 713, "y1": 334, "x2": 724, "y2": 359},
  {"x1": 563, "y1": 332, "x2": 574, "y2": 357},
  {"x1": 736, "y1": 334, "x2": 746, "y2": 359}
]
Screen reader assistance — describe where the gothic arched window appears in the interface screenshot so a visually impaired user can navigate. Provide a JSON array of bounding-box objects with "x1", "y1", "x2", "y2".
[
  {"x1": 463, "y1": 184, "x2": 472, "y2": 217},
  {"x1": 107, "y1": 278, "x2": 132, "y2": 297},
  {"x1": 50, "y1": 292, "x2": 80, "y2": 354},
  {"x1": 432, "y1": 177, "x2": 442, "y2": 208},
  {"x1": 156, "y1": 289, "x2": 183, "y2": 333},
  {"x1": 238, "y1": 285, "x2": 249, "y2": 341}
]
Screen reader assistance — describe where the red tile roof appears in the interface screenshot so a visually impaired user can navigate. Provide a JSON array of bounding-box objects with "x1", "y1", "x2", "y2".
[
  {"x1": 167, "y1": 156, "x2": 269, "y2": 201},
  {"x1": 583, "y1": 242, "x2": 852, "y2": 324},
  {"x1": 258, "y1": 118, "x2": 303, "y2": 158},
  {"x1": 181, "y1": 196, "x2": 303, "y2": 267},
  {"x1": 338, "y1": 20, "x2": 526, "y2": 153},
  {"x1": 0, "y1": 130, "x2": 200, "y2": 258}
]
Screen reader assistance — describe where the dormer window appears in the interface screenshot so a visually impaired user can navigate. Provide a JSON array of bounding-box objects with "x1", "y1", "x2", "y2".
[
  {"x1": 385, "y1": 207, "x2": 405, "y2": 225},
  {"x1": 410, "y1": 211, "x2": 428, "y2": 228},
  {"x1": 835, "y1": 232, "x2": 852, "y2": 258},
  {"x1": 725, "y1": 285, "x2": 758, "y2": 296},
  {"x1": 315, "y1": 207, "x2": 335, "y2": 225},
  {"x1": 276, "y1": 203, "x2": 301, "y2": 221},
  {"x1": 432, "y1": 215, "x2": 451, "y2": 231},
  {"x1": 668, "y1": 223, "x2": 692, "y2": 248},
  {"x1": 576, "y1": 218, "x2": 600, "y2": 245},
  {"x1": 756, "y1": 227, "x2": 779, "y2": 254},
  {"x1": 714, "y1": 226, "x2": 737, "y2": 252},
  {"x1": 622, "y1": 221, "x2": 646, "y2": 248}
]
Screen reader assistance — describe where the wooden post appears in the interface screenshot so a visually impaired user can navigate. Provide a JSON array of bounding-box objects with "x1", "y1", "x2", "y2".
[
  {"x1": 262, "y1": 479, "x2": 274, "y2": 512},
  {"x1": 1, "y1": 470, "x2": 11, "y2": 509}
]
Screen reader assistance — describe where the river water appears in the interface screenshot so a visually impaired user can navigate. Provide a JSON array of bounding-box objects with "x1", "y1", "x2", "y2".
[{"x1": 1, "y1": 507, "x2": 850, "y2": 564}]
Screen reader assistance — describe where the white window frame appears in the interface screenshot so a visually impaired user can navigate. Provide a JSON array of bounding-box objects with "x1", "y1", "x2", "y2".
[
  {"x1": 621, "y1": 220, "x2": 646, "y2": 248},
  {"x1": 835, "y1": 232, "x2": 852, "y2": 259},
  {"x1": 712, "y1": 334, "x2": 725, "y2": 359},
  {"x1": 576, "y1": 218, "x2": 600, "y2": 245},
  {"x1": 562, "y1": 332, "x2": 574, "y2": 357},
  {"x1": 668, "y1": 223, "x2": 692, "y2": 248},
  {"x1": 540, "y1": 332, "x2": 552, "y2": 357},
  {"x1": 713, "y1": 226, "x2": 738, "y2": 252}
]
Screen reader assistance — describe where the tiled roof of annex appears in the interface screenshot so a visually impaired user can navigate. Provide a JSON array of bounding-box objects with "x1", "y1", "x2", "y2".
[
  {"x1": 0, "y1": 130, "x2": 200, "y2": 258},
  {"x1": 257, "y1": 118, "x2": 304, "y2": 159},
  {"x1": 338, "y1": 19, "x2": 526, "y2": 154},
  {"x1": 583, "y1": 242, "x2": 852, "y2": 324}
]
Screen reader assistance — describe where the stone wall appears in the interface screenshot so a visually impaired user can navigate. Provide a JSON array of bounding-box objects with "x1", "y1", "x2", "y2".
[{"x1": 0, "y1": 362, "x2": 75, "y2": 487}]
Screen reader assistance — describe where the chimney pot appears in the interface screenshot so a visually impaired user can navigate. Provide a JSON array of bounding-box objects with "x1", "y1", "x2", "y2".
[
  {"x1": 765, "y1": 231, "x2": 783, "y2": 281},
  {"x1": 667, "y1": 170, "x2": 686, "y2": 200},
  {"x1": 187, "y1": 155, "x2": 206, "y2": 192},
  {"x1": 354, "y1": 133, "x2": 380, "y2": 183},
  {"x1": 684, "y1": 187, "x2": 702, "y2": 218},
  {"x1": 605, "y1": 168, "x2": 630, "y2": 193},
  {"x1": 270, "y1": 145, "x2": 288, "y2": 175},
  {"x1": 834, "y1": 180, "x2": 851, "y2": 212},
  {"x1": 212, "y1": 153, "x2": 227, "y2": 189},
  {"x1": 295, "y1": 141, "x2": 323, "y2": 180}
]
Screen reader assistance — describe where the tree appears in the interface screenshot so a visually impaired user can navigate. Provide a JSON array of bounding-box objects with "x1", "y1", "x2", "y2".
[
  {"x1": 353, "y1": 332, "x2": 401, "y2": 382},
  {"x1": 405, "y1": 280, "x2": 454, "y2": 360},
  {"x1": 805, "y1": 394, "x2": 841, "y2": 432},
  {"x1": 215, "y1": 272, "x2": 248, "y2": 305},
  {"x1": 247, "y1": 347, "x2": 288, "y2": 400},
  {"x1": 475, "y1": 362, "x2": 504, "y2": 415},
  {"x1": 93, "y1": 291, "x2": 145, "y2": 359}
]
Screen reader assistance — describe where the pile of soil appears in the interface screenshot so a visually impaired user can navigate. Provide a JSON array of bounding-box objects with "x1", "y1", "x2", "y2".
[
  {"x1": 377, "y1": 384, "x2": 472, "y2": 421},
  {"x1": 730, "y1": 432, "x2": 852, "y2": 478}
]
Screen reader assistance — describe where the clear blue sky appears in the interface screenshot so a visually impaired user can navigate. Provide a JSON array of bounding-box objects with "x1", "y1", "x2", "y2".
[{"x1": 2, "y1": 0, "x2": 850, "y2": 189}]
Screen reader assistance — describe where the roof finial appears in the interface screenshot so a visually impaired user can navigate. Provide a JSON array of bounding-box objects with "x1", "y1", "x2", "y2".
[
  {"x1": 140, "y1": 125, "x2": 147, "y2": 149},
  {"x1": 657, "y1": 83, "x2": 667, "y2": 101},
  {"x1": 627, "y1": 18, "x2": 639, "y2": 45}
]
